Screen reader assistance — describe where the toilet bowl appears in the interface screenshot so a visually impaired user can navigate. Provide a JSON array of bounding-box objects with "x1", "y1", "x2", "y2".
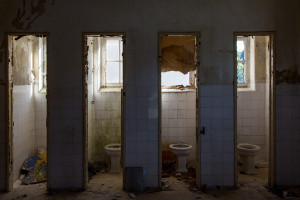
[
  {"x1": 169, "y1": 143, "x2": 192, "y2": 172},
  {"x1": 237, "y1": 143, "x2": 260, "y2": 175},
  {"x1": 104, "y1": 144, "x2": 121, "y2": 173}
]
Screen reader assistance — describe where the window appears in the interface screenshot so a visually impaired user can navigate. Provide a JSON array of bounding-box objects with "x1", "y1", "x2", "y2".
[
  {"x1": 38, "y1": 36, "x2": 47, "y2": 92},
  {"x1": 99, "y1": 36, "x2": 123, "y2": 89},
  {"x1": 237, "y1": 39, "x2": 245, "y2": 84},
  {"x1": 161, "y1": 71, "x2": 196, "y2": 90}
]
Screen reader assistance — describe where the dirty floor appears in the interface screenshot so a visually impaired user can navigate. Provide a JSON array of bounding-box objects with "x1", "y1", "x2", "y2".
[{"x1": 0, "y1": 168, "x2": 290, "y2": 200}]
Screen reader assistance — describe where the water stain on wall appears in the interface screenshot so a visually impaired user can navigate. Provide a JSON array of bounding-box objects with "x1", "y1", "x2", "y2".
[
  {"x1": 12, "y1": 0, "x2": 53, "y2": 30},
  {"x1": 276, "y1": 65, "x2": 300, "y2": 84}
]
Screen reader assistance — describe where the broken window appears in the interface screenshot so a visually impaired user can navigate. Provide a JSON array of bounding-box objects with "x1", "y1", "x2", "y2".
[
  {"x1": 161, "y1": 35, "x2": 196, "y2": 90},
  {"x1": 99, "y1": 36, "x2": 123, "y2": 89}
]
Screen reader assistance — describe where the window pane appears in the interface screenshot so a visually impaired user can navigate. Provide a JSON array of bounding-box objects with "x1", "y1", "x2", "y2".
[
  {"x1": 120, "y1": 41, "x2": 123, "y2": 61},
  {"x1": 237, "y1": 62, "x2": 245, "y2": 83},
  {"x1": 237, "y1": 40, "x2": 245, "y2": 83},
  {"x1": 106, "y1": 40, "x2": 119, "y2": 61},
  {"x1": 237, "y1": 40, "x2": 245, "y2": 61},
  {"x1": 161, "y1": 71, "x2": 189, "y2": 87},
  {"x1": 106, "y1": 62, "x2": 119, "y2": 83}
]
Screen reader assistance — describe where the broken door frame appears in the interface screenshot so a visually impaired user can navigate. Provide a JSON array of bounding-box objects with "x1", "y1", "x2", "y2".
[
  {"x1": 5, "y1": 32, "x2": 49, "y2": 191},
  {"x1": 158, "y1": 32, "x2": 201, "y2": 188},
  {"x1": 233, "y1": 32, "x2": 276, "y2": 187},
  {"x1": 82, "y1": 33, "x2": 126, "y2": 190}
]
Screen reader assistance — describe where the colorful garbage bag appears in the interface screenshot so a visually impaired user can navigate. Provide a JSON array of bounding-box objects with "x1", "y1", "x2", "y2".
[{"x1": 21, "y1": 149, "x2": 47, "y2": 184}]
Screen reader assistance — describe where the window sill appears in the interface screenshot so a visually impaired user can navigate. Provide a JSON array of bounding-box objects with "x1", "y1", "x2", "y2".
[
  {"x1": 161, "y1": 88, "x2": 195, "y2": 93},
  {"x1": 39, "y1": 88, "x2": 47, "y2": 93},
  {"x1": 99, "y1": 87, "x2": 122, "y2": 93}
]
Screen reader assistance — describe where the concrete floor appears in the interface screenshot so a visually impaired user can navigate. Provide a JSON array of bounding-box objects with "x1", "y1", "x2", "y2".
[{"x1": 0, "y1": 167, "x2": 284, "y2": 200}]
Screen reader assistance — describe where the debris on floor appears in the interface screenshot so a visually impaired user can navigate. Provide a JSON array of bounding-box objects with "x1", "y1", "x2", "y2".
[
  {"x1": 162, "y1": 160, "x2": 198, "y2": 192},
  {"x1": 88, "y1": 161, "x2": 109, "y2": 180},
  {"x1": 129, "y1": 193, "x2": 136, "y2": 198},
  {"x1": 161, "y1": 178, "x2": 172, "y2": 191},
  {"x1": 265, "y1": 185, "x2": 300, "y2": 199},
  {"x1": 21, "y1": 149, "x2": 47, "y2": 184}
]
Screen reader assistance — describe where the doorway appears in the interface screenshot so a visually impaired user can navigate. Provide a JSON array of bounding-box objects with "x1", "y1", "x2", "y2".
[
  {"x1": 6, "y1": 33, "x2": 48, "y2": 191},
  {"x1": 83, "y1": 33, "x2": 125, "y2": 189},
  {"x1": 158, "y1": 33, "x2": 200, "y2": 190},
  {"x1": 234, "y1": 32, "x2": 275, "y2": 187}
]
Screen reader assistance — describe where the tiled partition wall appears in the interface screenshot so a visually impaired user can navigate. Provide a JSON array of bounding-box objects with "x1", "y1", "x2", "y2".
[
  {"x1": 237, "y1": 83, "x2": 269, "y2": 162},
  {"x1": 200, "y1": 85, "x2": 235, "y2": 186},
  {"x1": 125, "y1": 84, "x2": 159, "y2": 187},
  {"x1": 276, "y1": 84, "x2": 300, "y2": 185},
  {"x1": 48, "y1": 86, "x2": 83, "y2": 189},
  {"x1": 161, "y1": 91, "x2": 196, "y2": 167},
  {"x1": 12, "y1": 85, "x2": 35, "y2": 181}
]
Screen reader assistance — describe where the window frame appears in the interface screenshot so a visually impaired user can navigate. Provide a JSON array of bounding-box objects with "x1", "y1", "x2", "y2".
[
  {"x1": 237, "y1": 37, "x2": 249, "y2": 88},
  {"x1": 38, "y1": 36, "x2": 47, "y2": 92},
  {"x1": 99, "y1": 36, "x2": 123, "y2": 89}
]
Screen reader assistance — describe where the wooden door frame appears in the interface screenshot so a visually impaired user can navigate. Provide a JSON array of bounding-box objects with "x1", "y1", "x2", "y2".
[
  {"x1": 158, "y1": 32, "x2": 201, "y2": 188},
  {"x1": 5, "y1": 32, "x2": 48, "y2": 191},
  {"x1": 82, "y1": 33, "x2": 126, "y2": 190},
  {"x1": 233, "y1": 32, "x2": 276, "y2": 187}
]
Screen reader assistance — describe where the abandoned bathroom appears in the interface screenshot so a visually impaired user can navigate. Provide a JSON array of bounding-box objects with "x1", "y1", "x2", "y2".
[{"x1": 0, "y1": 0, "x2": 300, "y2": 199}]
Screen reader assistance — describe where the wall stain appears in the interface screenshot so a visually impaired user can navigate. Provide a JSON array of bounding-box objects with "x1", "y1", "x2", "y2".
[
  {"x1": 276, "y1": 66, "x2": 300, "y2": 84},
  {"x1": 12, "y1": 0, "x2": 54, "y2": 30}
]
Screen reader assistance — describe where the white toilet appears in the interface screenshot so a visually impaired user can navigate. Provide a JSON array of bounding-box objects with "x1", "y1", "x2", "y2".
[
  {"x1": 104, "y1": 144, "x2": 121, "y2": 173},
  {"x1": 237, "y1": 143, "x2": 260, "y2": 175},
  {"x1": 169, "y1": 143, "x2": 192, "y2": 172}
]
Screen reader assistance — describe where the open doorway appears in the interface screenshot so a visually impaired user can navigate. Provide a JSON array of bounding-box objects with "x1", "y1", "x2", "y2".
[
  {"x1": 159, "y1": 33, "x2": 200, "y2": 190},
  {"x1": 83, "y1": 34, "x2": 125, "y2": 189},
  {"x1": 6, "y1": 34, "x2": 48, "y2": 191},
  {"x1": 234, "y1": 33, "x2": 275, "y2": 187}
]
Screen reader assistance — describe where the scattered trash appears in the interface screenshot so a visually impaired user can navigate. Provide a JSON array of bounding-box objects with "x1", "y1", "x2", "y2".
[
  {"x1": 21, "y1": 149, "x2": 47, "y2": 184},
  {"x1": 88, "y1": 161, "x2": 109, "y2": 179},
  {"x1": 176, "y1": 173, "x2": 182, "y2": 176},
  {"x1": 129, "y1": 193, "x2": 135, "y2": 198},
  {"x1": 265, "y1": 185, "x2": 299, "y2": 199},
  {"x1": 99, "y1": 189, "x2": 108, "y2": 194},
  {"x1": 161, "y1": 179, "x2": 172, "y2": 191}
]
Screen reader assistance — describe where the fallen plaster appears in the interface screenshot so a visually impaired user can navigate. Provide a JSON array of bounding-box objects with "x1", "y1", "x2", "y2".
[
  {"x1": 276, "y1": 65, "x2": 300, "y2": 84},
  {"x1": 12, "y1": 0, "x2": 53, "y2": 30}
]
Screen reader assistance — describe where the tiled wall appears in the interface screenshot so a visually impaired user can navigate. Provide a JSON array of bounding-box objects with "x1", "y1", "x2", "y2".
[
  {"x1": 200, "y1": 85, "x2": 235, "y2": 186},
  {"x1": 12, "y1": 85, "x2": 35, "y2": 181},
  {"x1": 125, "y1": 84, "x2": 159, "y2": 188},
  {"x1": 161, "y1": 91, "x2": 196, "y2": 167},
  {"x1": 91, "y1": 92, "x2": 122, "y2": 162},
  {"x1": 237, "y1": 83, "x2": 269, "y2": 162},
  {"x1": 276, "y1": 84, "x2": 300, "y2": 185},
  {"x1": 34, "y1": 86, "x2": 47, "y2": 150},
  {"x1": 48, "y1": 86, "x2": 83, "y2": 189}
]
